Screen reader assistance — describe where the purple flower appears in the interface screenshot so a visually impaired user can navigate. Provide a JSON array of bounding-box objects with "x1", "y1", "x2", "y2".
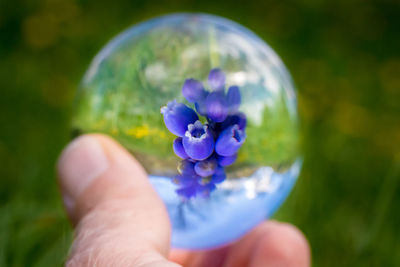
[
  {"x1": 173, "y1": 174, "x2": 200, "y2": 186},
  {"x1": 215, "y1": 124, "x2": 246, "y2": 156},
  {"x1": 161, "y1": 100, "x2": 198, "y2": 137},
  {"x1": 176, "y1": 183, "x2": 198, "y2": 198},
  {"x1": 208, "y1": 68, "x2": 226, "y2": 91},
  {"x1": 176, "y1": 180, "x2": 216, "y2": 199},
  {"x1": 221, "y1": 112, "x2": 247, "y2": 130},
  {"x1": 226, "y1": 85, "x2": 241, "y2": 113},
  {"x1": 182, "y1": 120, "x2": 215, "y2": 160},
  {"x1": 178, "y1": 159, "x2": 197, "y2": 177},
  {"x1": 174, "y1": 160, "x2": 202, "y2": 193},
  {"x1": 217, "y1": 154, "x2": 237, "y2": 166},
  {"x1": 205, "y1": 92, "x2": 228, "y2": 122},
  {"x1": 182, "y1": 78, "x2": 207, "y2": 103},
  {"x1": 194, "y1": 157, "x2": 218, "y2": 177},
  {"x1": 194, "y1": 91, "x2": 209, "y2": 116},
  {"x1": 173, "y1": 137, "x2": 188, "y2": 159},
  {"x1": 211, "y1": 166, "x2": 226, "y2": 184},
  {"x1": 162, "y1": 68, "x2": 248, "y2": 198}
]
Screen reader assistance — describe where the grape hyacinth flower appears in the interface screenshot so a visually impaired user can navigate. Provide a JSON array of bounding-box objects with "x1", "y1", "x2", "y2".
[
  {"x1": 183, "y1": 120, "x2": 214, "y2": 160},
  {"x1": 161, "y1": 100, "x2": 198, "y2": 137},
  {"x1": 161, "y1": 68, "x2": 247, "y2": 198},
  {"x1": 194, "y1": 157, "x2": 218, "y2": 177},
  {"x1": 215, "y1": 125, "x2": 246, "y2": 156},
  {"x1": 205, "y1": 92, "x2": 228, "y2": 122},
  {"x1": 173, "y1": 137, "x2": 188, "y2": 159}
]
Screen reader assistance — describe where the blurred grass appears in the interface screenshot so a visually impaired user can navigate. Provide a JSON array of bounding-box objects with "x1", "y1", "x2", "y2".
[{"x1": 0, "y1": 0, "x2": 399, "y2": 266}]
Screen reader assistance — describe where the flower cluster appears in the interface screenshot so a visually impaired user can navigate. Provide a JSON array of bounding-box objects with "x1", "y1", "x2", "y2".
[{"x1": 161, "y1": 68, "x2": 247, "y2": 198}]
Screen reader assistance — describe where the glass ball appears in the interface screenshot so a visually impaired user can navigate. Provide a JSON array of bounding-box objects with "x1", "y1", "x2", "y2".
[{"x1": 73, "y1": 13, "x2": 301, "y2": 249}]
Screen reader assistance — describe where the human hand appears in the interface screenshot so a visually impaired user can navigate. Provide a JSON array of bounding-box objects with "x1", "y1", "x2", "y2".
[{"x1": 58, "y1": 134, "x2": 310, "y2": 266}]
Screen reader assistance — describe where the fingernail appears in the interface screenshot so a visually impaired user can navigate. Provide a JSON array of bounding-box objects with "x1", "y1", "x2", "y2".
[{"x1": 58, "y1": 135, "x2": 109, "y2": 212}]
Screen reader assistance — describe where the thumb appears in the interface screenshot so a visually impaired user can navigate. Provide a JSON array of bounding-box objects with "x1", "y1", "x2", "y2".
[{"x1": 57, "y1": 134, "x2": 180, "y2": 267}]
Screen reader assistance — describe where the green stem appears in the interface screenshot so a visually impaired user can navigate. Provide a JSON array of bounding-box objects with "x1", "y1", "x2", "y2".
[{"x1": 209, "y1": 26, "x2": 220, "y2": 68}]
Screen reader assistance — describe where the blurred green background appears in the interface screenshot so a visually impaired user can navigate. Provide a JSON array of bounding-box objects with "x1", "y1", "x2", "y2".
[{"x1": 1, "y1": 0, "x2": 399, "y2": 266}]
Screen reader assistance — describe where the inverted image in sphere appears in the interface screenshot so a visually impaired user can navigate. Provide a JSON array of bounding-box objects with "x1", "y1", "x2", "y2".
[{"x1": 73, "y1": 13, "x2": 301, "y2": 249}]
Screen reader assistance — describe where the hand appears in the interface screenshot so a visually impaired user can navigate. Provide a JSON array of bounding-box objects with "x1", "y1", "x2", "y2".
[{"x1": 58, "y1": 134, "x2": 310, "y2": 266}]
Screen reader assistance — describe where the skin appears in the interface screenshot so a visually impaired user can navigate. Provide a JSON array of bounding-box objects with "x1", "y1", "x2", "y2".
[{"x1": 57, "y1": 134, "x2": 310, "y2": 267}]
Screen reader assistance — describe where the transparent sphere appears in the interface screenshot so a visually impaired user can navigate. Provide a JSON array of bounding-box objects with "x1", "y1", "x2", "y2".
[{"x1": 73, "y1": 13, "x2": 301, "y2": 249}]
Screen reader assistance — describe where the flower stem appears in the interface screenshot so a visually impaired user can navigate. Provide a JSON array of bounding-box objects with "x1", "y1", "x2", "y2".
[{"x1": 209, "y1": 26, "x2": 220, "y2": 68}]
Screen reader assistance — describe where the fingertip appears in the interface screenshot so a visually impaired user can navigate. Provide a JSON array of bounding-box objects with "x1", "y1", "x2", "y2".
[
  {"x1": 250, "y1": 222, "x2": 310, "y2": 267},
  {"x1": 57, "y1": 135, "x2": 110, "y2": 216},
  {"x1": 57, "y1": 134, "x2": 176, "y2": 265},
  {"x1": 57, "y1": 134, "x2": 150, "y2": 219}
]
